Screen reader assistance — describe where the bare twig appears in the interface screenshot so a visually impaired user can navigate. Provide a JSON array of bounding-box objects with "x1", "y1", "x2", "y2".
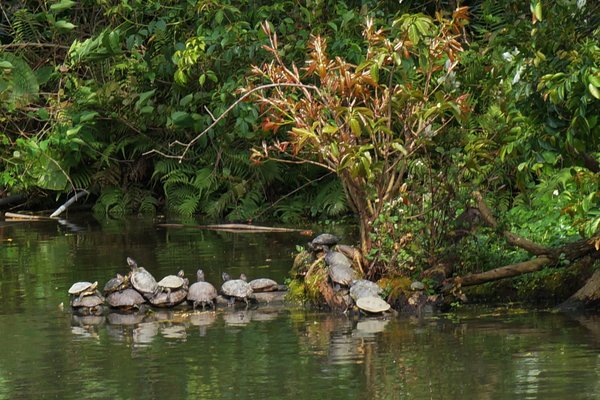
[
  {"x1": 143, "y1": 82, "x2": 321, "y2": 161},
  {"x1": 0, "y1": 43, "x2": 70, "y2": 50}
]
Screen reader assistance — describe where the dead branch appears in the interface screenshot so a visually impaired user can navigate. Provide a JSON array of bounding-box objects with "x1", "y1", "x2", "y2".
[
  {"x1": 473, "y1": 191, "x2": 550, "y2": 255},
  {"x1": 443, "y1": 192, "x2": 600, "y2": 293},
  {"x1": 456, "y1": 256, "x2": 554, "y2": 287},
  {"x1": 143, "y1": 82, "x2": 321, "y2": 162}
]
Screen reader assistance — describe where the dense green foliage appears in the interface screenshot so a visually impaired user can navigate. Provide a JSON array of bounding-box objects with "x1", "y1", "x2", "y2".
[{"x1": 1, "y1": 1, "x2": 599, "y2": 280}]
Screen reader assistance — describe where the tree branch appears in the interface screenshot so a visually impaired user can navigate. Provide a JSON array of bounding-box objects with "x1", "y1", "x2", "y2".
[
  {"x1": 473, "y1": 190, "x2": 550, "y2": 255},
  {"x1": 143, "y1": 83, "x2": 320, "y2": 161}
]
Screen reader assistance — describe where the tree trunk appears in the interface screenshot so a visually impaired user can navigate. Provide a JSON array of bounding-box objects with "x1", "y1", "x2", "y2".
[{"x1": 557, "y1": 267, "x2": 600, "y2": 311}]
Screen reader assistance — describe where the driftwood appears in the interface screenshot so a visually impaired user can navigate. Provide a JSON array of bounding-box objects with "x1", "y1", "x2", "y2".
[
  {"x1": 444, "y1": 191, "x2": 600, "y2": 305},
  {"x1": 3, "y1": 191, "x2": 88, "y2": 221},
  {"x1": 157, "y1": 223, "x2": 306, "y2": 233},
  {"x1": 3, "y1": 212, "x2": 54, "y2": 221},
  {"x1": 50, "y1": 190, "x2": 88, "y2": 218}
]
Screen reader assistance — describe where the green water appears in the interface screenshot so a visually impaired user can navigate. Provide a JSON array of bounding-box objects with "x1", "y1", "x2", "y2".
[{"x1": 0, "y1": 216, "x2": 599, "y2": 399}]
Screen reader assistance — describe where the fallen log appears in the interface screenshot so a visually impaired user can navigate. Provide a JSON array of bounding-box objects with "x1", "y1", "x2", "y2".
[
  {"x1": 3, "y1": 212, "x2": 54, "y2": 221},
  {"x1": 454, "y1": 257, "x2": 554, "y2": 287},
  {"x1": 443, "y1": 192, "x2": 600, "y2": 306},
  {"x1": 50, "y1": 190, "x2": 88, "y2": 218},
  {"x1": 157, "y1": 223, "x2": 307, "y2": 233}
]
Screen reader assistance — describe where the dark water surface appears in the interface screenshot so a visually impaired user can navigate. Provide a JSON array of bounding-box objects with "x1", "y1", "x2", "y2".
[{"x1": 0, "y1": 215, "x2": 599, "y2": 399}]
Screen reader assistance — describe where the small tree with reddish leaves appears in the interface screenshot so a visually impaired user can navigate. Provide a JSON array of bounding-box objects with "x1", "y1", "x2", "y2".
[{"x1": 246, "y1": 9, "x2": 470, "y2": 277}]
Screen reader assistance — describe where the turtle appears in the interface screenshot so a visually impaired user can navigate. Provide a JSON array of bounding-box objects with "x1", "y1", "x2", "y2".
[
  {"x1": 68, "y1": 281, "x2": 101, "y2": 301},
  {"x1": 70, "y1": 292, "x2": 105, "y2": 313},
  {"x1": 349, "y1": 279, "x2": 382, "y2": 302},
  {"x1": 127, "y1": 257, "x2": 158, "y2": 298},
  {"x1": 156, "y1": 270, "x2": 188, "y2": 295},
  {"x1": 324, "y1": 249, "x2": 352, "y2": 269},
  {"x1": 106, "y1": 288, "x2": 145, "y2": 310},
  {"x1": 221, "y1": 272, "x2": 253, "y2": 307},
  {"x1": 187, "y1": 269, "x2": 218, "y2": 310},
  {"x1": 248, "y1": 278, "x2": 279, "y2": 293},
  {"x1": 356, "y1": 296, "x2": 391, "y2": 314},
  {"x1": 307, "y1": 233, "x2": 341, "y2": 253},
  {"x1": 103, "y1": 273, "x2": 129, "y2": 295},
  {"x1": 327, "y1": 263, "x2": 357, "y2": 287},
  {"x1": 148, "y1": 279, "x2": 188, "y2": 307}
]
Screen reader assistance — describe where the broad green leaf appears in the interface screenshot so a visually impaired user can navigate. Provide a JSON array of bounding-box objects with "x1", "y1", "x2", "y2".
[
  {"x1": 136, "y1": 89, "x2": 156, "y2": 109},
  {"x1": 79, "y1": 111, "x2": 98, "y2": 123},
  {"x1": 0, "y1": 61, "x2": 13, "y2": 69},
  {"x1": 50, "y1": 0, "x2": 76, "y2": 12},
  {"x1": 349, "y1": 118, "x2": 361, "y2": 137},
  {"x1": 322, "y1": 125, "x2": 338, "y2": 134},
  {"x1": 588, "y1": 83, "x2": 600, "y2": 100},
  {"x1": 54, "y1": 20, "x2": 76, "y2": 30},
  {"x1": 370, "y1": 63, "x2": 379, "y2": 84},
  {"x1": 589, "y1": 75, "x2": 600, "y2": 88},
  {"x1": 180, "y1": 93, "x2": 194, "y2": 107}
]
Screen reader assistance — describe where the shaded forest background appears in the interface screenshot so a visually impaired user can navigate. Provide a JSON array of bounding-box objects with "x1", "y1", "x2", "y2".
[{"x1": 1, "y1": 0, "x2": 599, "y2": 298}]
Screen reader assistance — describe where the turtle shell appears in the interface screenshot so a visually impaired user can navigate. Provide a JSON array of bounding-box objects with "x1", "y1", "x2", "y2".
[
  {"x1": 187, "y1": 281, "x2": 218, "y2": 309},
  {"x1": 356, "y1": 296, "x2": 391, "y2": 313},
  {"x1": 106, "y1": 288, "x2": 145, "y2": 309},
  {"x1": 324, "y1": 251, "x2": 352, "y2": 268},
  {"x1": 311, "y1": 233, "x2": 341, "y2": 246},
  {"x1": 71, "y1": 294, "x2": 104, "y2": 308},
  {"x1": 328, "y1": 264, "x2": 356, "y2": 286},
  {"x1": 221, "y1": 279, "x2": 253, "y2": 300},
  {"x1": 157, "y1": 270, "x2": 186, "y2": 290},
  {"x1": 350, "y1": 280, "x2": 382, "y2": 301},
  {"x1": 148, "y1": 288, "x2": 188, "y2": 307},
  {"x1": 249, "y1": 278, "x2": 279, "y2": 292},
  {"x1": 131, "y1": 267, "x2": 158, "y2": 295},
  {"x1": 69, "y1": 281, "x2": 98, "y2": 295},
  {"x1": 103, "y1": 274, "x2": 129, "y2": 295}
]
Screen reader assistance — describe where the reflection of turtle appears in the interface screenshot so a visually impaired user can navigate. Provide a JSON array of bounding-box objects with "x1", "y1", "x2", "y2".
[
  {"x1": 349, "y1": 279, "x2": 382, "y2": 302},
  {"x1": 248, "y1": 278, "x2": 279, "y2": 293},
  {"x1": 156, "y1": 270, "x2": 187, "y2": 295},
  {"x1": 356, "y1": 296, "x2": 391, "y2": 314},
  {"x1": 106, "y1": 288, "x2": 145, "y2": 310},
  {"x1": 127, "y1": 257, "x2": 158, "y2": 298},
  {"x1": 103, "y1": 274, "x2": 129, "y2": 295},
  {"x1": 221, "y1": 272, "x2": 253, "y2": 306},
  {"x1": 187, "y1": 269, "x2": 218, "y2": 310}
]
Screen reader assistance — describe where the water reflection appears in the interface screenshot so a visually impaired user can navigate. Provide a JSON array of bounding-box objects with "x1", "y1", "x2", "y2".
[{"x1": 2, "y1": 216, "x2": 600, "y2": 399}]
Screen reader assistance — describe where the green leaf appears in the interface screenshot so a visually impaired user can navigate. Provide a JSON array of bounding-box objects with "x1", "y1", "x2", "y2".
[
  {"x1": 180, "y1": 93, "x2": 194, "y2": 107},
  {"x1": 79, "y1": 111, "x2": 98, "y2": 123},
  {"x1": 589, "y1": 75, "x2": 600, "y2": 88},
  {"x1": 50, "y1": 0, "x2": 76, "y2": 12},
  {"x1": 136, "y1": 89, "x2": 156, "y2": 109},
  {"x1": 370, "y1": 64, "x2": 379, "y2": 84},
  {"x1": 0, "y1": 61, "x2": 13, "y2": 69},
  {"x1": 588, "y1": 83, "x2": 600, "y2": 100},
  {"x1": 322, "y1": 125, "x2": 338, "y2": 134},
  {"x1": 349, "y1": 118, "x2": 361, "y2": 137},
  {"x1": 54, "y1": 20, "x2": 76, "y2": 30}
]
